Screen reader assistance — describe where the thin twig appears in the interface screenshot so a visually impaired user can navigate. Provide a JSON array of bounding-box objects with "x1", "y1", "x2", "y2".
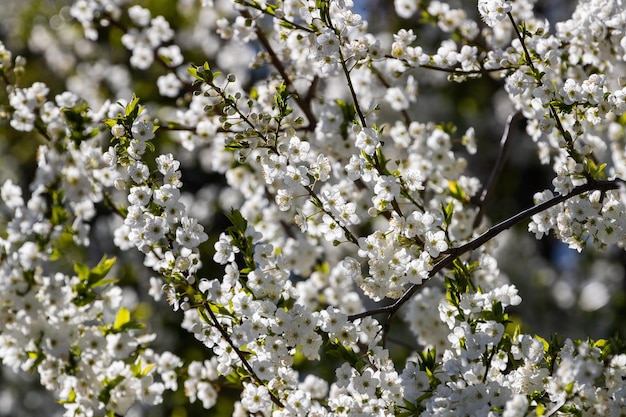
[
  {"x1": 384, "y1": 56, "x2": 510, "y2": 75},
  {"x1": 237, "y1": 0, "x2": 315, "y2": 33},
  {"x1": 473, "y1": 111, "x2": 523, "y2": 228},
  {"x1": 203, "y1": 306, "x2": 285, "y2": 408},
  {"x1": 304, "y1": 187, "x2": 359, "y2": 244},
  {"x1": 338, "y1": 50, "x2": 367, "y2": 127}
]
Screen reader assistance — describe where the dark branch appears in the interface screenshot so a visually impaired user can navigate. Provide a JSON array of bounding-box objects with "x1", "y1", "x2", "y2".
[
  {"x1": 348, "y1": 179, "x2": 622, "y2": 323},
  {"x1": 473, "y1": 111, "x2": 523, "y2": 228}
]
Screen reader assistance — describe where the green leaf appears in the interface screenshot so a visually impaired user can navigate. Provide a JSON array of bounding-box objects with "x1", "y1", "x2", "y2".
[
  {"x1": 88, "y1": 256, "x2": 116, "y2": 285},
  {"x1": 448, "y1": 180, "x2": 469, "y2": 203},
  {"x1": 187, "y1": 65, "x2": 198, "y2": 79},
  {"x1": 325, "y1": 341, "x2": 362, "y2": 370},
  {"x1": 130, "y1": 358, "x2": 157, "y2": 377},
  {"x1": 74, "y1": 262, "x2": 90, "y2": 281},
  {"x1": 593, "y1": 338, "x2": 608, "y2": 354},
  {"x1": 225, "y1": 371, "x2": 243, "y2": 386},
  {"x1": 145, "y1": 140, "x2": 156, "y2": 153},
  {"x1": 436, "y1": 122, "x2": 457, "y2": 136},
  {"x1": 583, "y1": 158, "x2": 607, "y2": 180},
  {"x1": 58, "y1": 387, "x2": 76, "y2": 404},
  {"x1": 114, "y1": 307, "x2": 131, "y2": 330},
  {"x1": 417, "y1": 348, "x2": 438, "y2": 374},
  {"x1": 73, "y1": 291, "x2": 97, "y2": 307},
  {"x1": 91, "y1": 278, "x2": 119, "y2": 288},
  {"x1": 125, "y1": 94, "x2": 140, "y2": 117},
  {"x1": 536, "y1": 403, "x2": 546, "y2": 416},
  {"x1": 130, "y1": 358, "x2": 141, "y2": 375},
  {"x1": 441, "y1": 201, "x2": 454, "y2": 226},
  {"x1": 374, "y1": 146, "x2": 389, "y2": 173},
  {"x1": 71, "y1": 256, "x2": 118, "y2": 306},
  {"x1": 50, "y1": 229, "x2": 76, "y2": 261},
  {"x1": 397, "y1": 412, "x2": 418, "y2": 417},
  {"x1": 139, "y1": 363, "x2": 157, "y2": 377},
  {"x1": 225, "y1": 208, "x2": 248, "y2": 233},
  {"x1": 335, "y1": 99, "x2": 357, "y2": 140},
  {"x1": 103, "y1": 118, "x2": 117, "y2": 128}
]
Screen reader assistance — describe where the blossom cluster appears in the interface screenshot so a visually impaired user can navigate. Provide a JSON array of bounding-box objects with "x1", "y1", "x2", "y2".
[
  {"x1": 0, "y1": 87, "x2": 174, "y2": 414},
  {"x1": 1, "y1": 0, "x2": 626, "y2": 416}
]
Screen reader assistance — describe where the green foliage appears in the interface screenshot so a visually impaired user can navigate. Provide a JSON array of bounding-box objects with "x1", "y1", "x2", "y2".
[
  {"x1": 73, "y1": 255, "x2": 118, "y2": 307},
  {"x1": 272, "y1": 81, "x2": 293, "y2": 118},
  {"x1": 225, "y1": 208, "x2": 255, "y2": 272},
  {"x1": 61, "y1": 101, "x2": 99, "y2": 145},
  {"x1": 325, "y1": 338, "x2": 364, "y2": 371},
  {"x1": 188, "y1": 62, "x2": 222, "y2": 85},
  {"x1": 583, "y1": 158, "x2": 607, "y2": 180},
  {"x1": 448, "y1": 180, "x2": 469, "y2": 203}
]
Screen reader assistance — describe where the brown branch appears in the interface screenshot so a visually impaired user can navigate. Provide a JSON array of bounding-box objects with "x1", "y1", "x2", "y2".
[
  {"x1": 384, "y1": 55, "x2": 511, "y2": 75},
  {"x1": 158, "y1": 123, "x2": 314, "y2": 134},
  {"x1": 236, "y1": 0, "x2": 315, "y2": 33},
  {"x1": 348, "y1": 179, "x2": 622, "y2": 325},
  {"x1": 304, "y1": 187, "x2": 359, "y2": 245},
  {"x1": 473, "y1": 111, "x2": 523, "y2": 228},
  {"x1": 319, "y1": 11, "x2": 368, "y2": 128}
]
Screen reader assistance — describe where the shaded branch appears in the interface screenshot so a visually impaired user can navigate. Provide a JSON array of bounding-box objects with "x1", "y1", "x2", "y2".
[
  {"x1": 304, "y1": 187, "x2": 359, "y2": 245},
  {"x1": 473, "y1": 111, "x2": 523, "y2": 228},
  {"x1": 236, "y1": 0, "x2": 315, "y2": 33},
  {"x1": 323, "y1": 13, "x2": 367, "y2": 128}
]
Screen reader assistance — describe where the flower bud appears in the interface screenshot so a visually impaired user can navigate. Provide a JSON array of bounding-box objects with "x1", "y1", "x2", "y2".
[{"x1": 111, "y1": 123, "x2": 126, "y2": 137}]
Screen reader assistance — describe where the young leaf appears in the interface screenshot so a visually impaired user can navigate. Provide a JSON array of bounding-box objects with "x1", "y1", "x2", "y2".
[
  {"x1": 125, "y1": 94, "x2": 140, "y2": 117},
  {"x1": 88, "y1": 255, "x2": 117, "y2": 286},
  {"x1": 74, "y1": 262, "x2": 90, "y2": 281},
  {"x1": 114, "y1": 307, "x2": 131, "y2": 330}
]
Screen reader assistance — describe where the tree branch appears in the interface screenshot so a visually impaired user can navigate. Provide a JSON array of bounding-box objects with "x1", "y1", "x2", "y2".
[
  {"x1": 348, "y1": 179, "x2": 622, "y2": 324},
  {"x1": 323, "y1": 13, "x2": 367, "y2": 128},
  {"x1": 473, "y1": 111, "x2": 523, "y2": 228}
]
